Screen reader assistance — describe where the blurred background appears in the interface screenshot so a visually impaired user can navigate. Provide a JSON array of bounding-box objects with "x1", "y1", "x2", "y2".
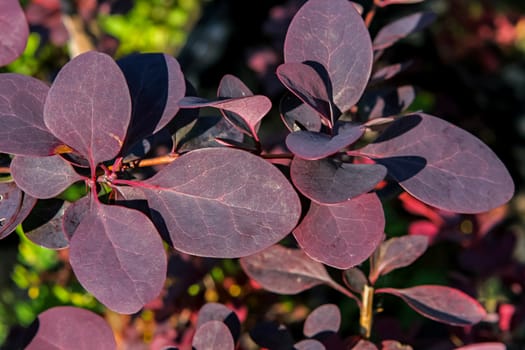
[{"x1": 2, "y1": 0, "x2": 525, "y2": 349}]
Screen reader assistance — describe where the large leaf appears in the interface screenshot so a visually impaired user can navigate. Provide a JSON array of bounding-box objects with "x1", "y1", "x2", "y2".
[
  {"x1": 44, "y1": 51, "x2": 132, "y2": 169},
  {"x1": 11, "y1": 155, "x2": 84, "y2": 199},
  {"x1": 69, "y1": 203, "x2": 167, "y2": 314},
  {"x1": 291, "y1": 157, "x2": 386, "y2": 204},
  {"x1": 0, "y1": 74, "x2": 63, "y2": 156},
  {"x1": 303, "y1": 304, "x2": 341, "y2": 337},
  {"x1": 0, "y1": 0, "x2": 29, "y2": 66},
  {"x1": 286, "y1": 123, "x2": 365, "y2": 160},
  {"x1": 0, "y1": 182, "x2": 37, "y2": 239},
  {"x1": 192, "y1": 320, "x2": 235, "y2": 350},
  {"x1": 284, "y1": 0, "x2": 373, "y2": 114},
  {"x1": 196, "y1": 303, "x2": 241, "y2": 342},
  {"x1": 293, "y1": 193, "x2": 384, "y2": 269},
  {"x1": 26, "y1": 306, "x2": 116, "y2": 350},
  {"x1": 373, "y1": 12, "x2": 437, "y2": 51},
  {"x1": 141, "y1": 148, "x2": 301, "y2": 258},
  {"x1": 240, "y1": 244, "x2": 333, "y2": 294},
  {"x1": 359, "y1": 114, "x2": 514, "y2": 213},
  {"x1": 376, "y1": 286, "x2": 487, "y2": 326}
]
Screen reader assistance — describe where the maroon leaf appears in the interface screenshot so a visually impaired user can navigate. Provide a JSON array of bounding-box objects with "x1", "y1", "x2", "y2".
[
  {"x1": 0, "y1": 0, "x2": 29, "y2": 66},
  {"x1": 26, "y1": 306, "x2": 116, "y2": 350},
  {"x1": 192, "y1": 320, "x2": 235, "y2": 350},
  {"x1": 197, "y1": 303, "x2": 241, "y2": 342},
  {"x1": 291, "y1": 157, "x2": 386, "y2": 204},
  {"x1": 0, "y1": 182, "x2": 23, "y2": 238},
  {"x1": 303, "y1": 304, "x2": 341, "y2": 337},
  {"x1": 69, "y1": 203, "x2": 167, "y2": 314},
  {"x1": 373, "y1": 12, "x2": 437, "y2": 51},
  {"x1": 359, "y1": 114, "x2": 515, "y2": 213},
  {"x1": 352, "y1": 340, "x2": 378, "y2": 350},
  {"x1": 277, "y1": 62, "x2": 333, "y2": 123},
  {"x1": 23, "y1": 199, "x2": 69, "y2": 249},
  {"x1": 0, "y1": 74, "x2": 63, "y2": 156},
  {"x1": 141, "y1": 148, "x2": 301, "y2": 258},
  {"x1": 284, "y1": 0, "x2": 373, "y2": 114},
  {"x1": 280, "y1": 94, "x2": 322, "y2": 132},
  {"x1": 44, "y1": 51, "x2": 132, "y2": 169},
  {"x1": 217, "y1": 74, "x2": 257, "y2": 137},
  {"x1": 0, "y1": 187, "x2": 36, "y2": 240},
  {"x1": 376, "y1": 286, "x2": 487, "y2": 326},
  {"x1": 455, "y1": 344, "x2": 505, "y2": 350},
  {"x1": 11, "y1": 155, "x2": 84, "y2": 199},
  {"x1": 295, "y1": 339, "x2": 326, "y2": 350},
  {"x1": 240, "y1": 244, "x2": 333, "y2": 294},
  {"x1": 62, "y1": 196, "x2": 90, "y2": 240},
  {"x1": 286, "y1": 123, "x2": 365, "y2": 160},
  {"x1": 293, "y1": 193, "x2": 385, "y2": 269}
]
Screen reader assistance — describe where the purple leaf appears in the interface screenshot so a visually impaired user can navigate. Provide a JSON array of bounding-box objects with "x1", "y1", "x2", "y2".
[
  {"x1": 455, "y1": 344, "x2": 506, "y2": 350},
  {"x1": 69, "y1": 203, "x2": 167, "y2": 314},
  {"x1": 371, "y1": 235, "x2": 428, "y2": 279},
  {"x1": 192, "y1": 320, "x2": 235, "y2": 350},
  {"x1": 0, "y1": 187, "x2": 36, "y2": 240},
  {"x1": 240, "y1": 244, "x2": 333, "y2": 294},
  {"x1": 352, "y1": 340, "x2": 379, "y2": 350},
  {"x1": 376, "y1": 286, "x2": 487, "y2": 326},
  {"x1": 343, "y1": 268, "x2": 368, "y2": 294},
  {"x1": 291, "y1": 157, "x2": 386, "y2": 204},
  {"x1": 250, "y1": 322, "x2": 294, "y2": 350},
  {"x1": 280, "y1": 94, "x2": 322, "y2": 132},
  {"x1": 0, "y1": 0, "x2": 29, "y2": 66},
  {"x1": 196, "y1": 303, "x2": 241, "y2": 342},
  {"x1": 44, "y1": 51, "x2": 132, "y2": 168},
  {"x1": 373, "y1": 12, "x2": 437, "y2": 51},
  {"x1": 141, "y1": 148, "x2": 301, "y2": 258},
  {"x1": 0, "y1": 74, "x2": 63, "y2": 156},
  {"x1": 286, "y1": 123, "x2": 365, "y2": 160},
  {"x1": 277, "y1": 63, "x2": 333, "y2": 123},
  {"x1": 303, "y1": 304, "x2": 341, "y2": 337},
  {"x1": 26, "y1": 306, "x2": 116, "y2": 350},
  {"x1": 293, "y1": 193, "x2": 385, "y2": 269},
  {"x1": 11, "y1": 155, "x2": 84, "y2": 199},
  {"x1": 295, "y1": 339, "x2": 326, "y2": 350},
  {"x1": 358, "y1": 86, "x2": 415, "y2": 121},
  {"x1": 176, "y1": 116, "x2": 244, "y2": 152},
  {"x1": 0, "y1": 182, "x2": 23, "y2": 238},
  {"x1": 371, "y1": 62, "x2": 413, "y2": 84},
  {"x1": 62, "y1": 196, "x2": 90, "y2": 240},
  {"x1": 284, "y1": 0, "x2": 373, "y2": 114},
  {"x1": 217, "y1": 74, "x2": 257, "y2": 136},
  {"x1": 359, "y1": 114, "x2": 515, "y2": 213},
  {"x1": 23, "y1": 199, "x2": 69, "y2": 249}
]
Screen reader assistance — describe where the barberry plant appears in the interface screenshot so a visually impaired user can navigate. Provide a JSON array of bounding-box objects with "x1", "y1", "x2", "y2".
[{"x1": 0, "y1": 0, "x2": 515, "y2": 349}]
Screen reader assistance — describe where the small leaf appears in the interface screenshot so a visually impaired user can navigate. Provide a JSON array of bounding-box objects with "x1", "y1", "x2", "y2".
[
  {"x1": 371, "y1": 62, "x2": 412, "y2": 84},
  {"x1": 240, "y1": 244, "x2": 333, "y2": 294},
  {"x1": 286, "y1": 123, "x2": 365, "y2": 160},
  {"x1": 176, "y1": 116, "x2": 244, "y2": 152},
  {"x1": 455, "y1": 343, "x2": 506, "y2": 350},
  {"x1": 381, "y1": 340, "x2": 413, "y2": 350},
  {"x1": 11, "y1": 155, "x2": 84, "y2": 199},
  {"x1": 280, "y1": 94, "x2": 322, "y2": 132},
  {"x1": 358, "y1": 86, "x2": 415, "y2": 121},
  {"x1": 377, "y1": 286, "x2": 487, "y2": 326},
  {"x1": 303, "y1": 304, "x2": 341, "y2": 337},
  {"x1": 343, "y1": 268, "x2": 368, "y2": 294},
  {"x1": 23, "y1": 199, "x2": 69, "y2": 249},
  {"x1": 69, "y1": 203, "x2": 167, "y2": 314},
  {"x1": 293, "y1": 193, "x2": 385, "y2": 269},
  {"x1": 192, "y1": 320, "x2": 235, "y2": 350},
  {"x1": 359, "y1": 114, "x2": 515, "y2": 213},
  {"x1": 197, "y1": 303, "x2": 241, "y2": 342},
  {"x1": 352, "y1": 340, "x2": 379, "y2": 350},
  {"x1": 26, "y1": 306, "x2": 116, "y2": 350},
  {"x1": 373, "y1": 12, "x2": 437, "y2": 51},
  {"x1": 295, "y1": 339, "x2": 326, "y2": 350},
  {"x1": 372, "y1": 235, "x2": 428, "y2": 278},
  {"x1": 291, "y1": 157, "x2": 386, "y2": 204},
  {"x1": 0, "y1": 0, "x2": 29, "y2": 66}
]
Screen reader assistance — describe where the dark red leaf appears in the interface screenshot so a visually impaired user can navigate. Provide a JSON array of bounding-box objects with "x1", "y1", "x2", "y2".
[
  {"x1": 44, "y1": 51, "x2": 132, "y2": 168},
  {"x1": 293, "y1": 193, "x2": 385, "y2": 269},
  {"x1": 23, "y1": 199, "x2": 69, "y2": 249},
  {"x1": 280, "y1": 94, "x2": 322, "y2": 132},
  {"x1": 192, "y1": 320, "x2": 235, "y2": 350},
  {"x1": 26, "y1": 306, "x2": 116, "y2": 350},
  {"x1": 303, "y1": 304, "x2": 341, "y2": 337},
  {"x1": 373, "y1": 12, "x2": 437, "y2": 51},
  {"x1": 359, "y1": 114, "x2": 515, "y2": 213},
  {"x1": 217, "y1": 74, "x2": 257, "y2": 137},
  {"x1": 284, "y1": 0, "x2": 373, "y2": 114},
  {"x1": 376, "y1": 286, "x2": 487, "y2": 326},
  {"x1": 69, "y1": 203, "x2": 167, "y2": 314},
  {"x1": 62, "y1": 195, "x2": 90, "y2": 240},
  {"x1": 197, "y1": 303, "x2": 241, "y2": 342},
  {"x1": 277, "y1": 62, "x2": 333, "y2": 123},
  {"x1": 455, "y1": 343, "x2": 505, "y2": 350},
  {"x1": 11, "y1": 155, "x2": 84, "y2": 199},
  {"x1": 371, "y1": 235, "x2": 428, "y2": 279},
  {"x1": 286, "y1": 123, "x2": 365, "y2": 160},
  {"x1": 0, "y1": 0, "x2": 29, "y2": 66},
  {"x1": 295, "y1": 339, "x2": 326, "y2": 350},
  {"x1": 240, "y1": 244, "x2": 333, "y2": 294},
  {"x1": 352, "y1": 340, "x2": 379, "y2": 350},
  {"x1": 291, "y1": 157, "x2": 386, "y2": 204},
  {"x1": 141, "y1": 148, "x2": 301, "y2": 258},
  {"x1": 0, "y1": 74, "x2": 63, "y2": 156}
]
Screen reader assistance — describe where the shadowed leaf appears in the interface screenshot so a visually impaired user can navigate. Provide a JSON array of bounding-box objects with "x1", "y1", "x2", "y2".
[
  {"x1": 372, "y1": 235, "x2": 428, "y2": 279},
  {"x1": 176, "y1": 116, "x2": 244, "y2": 152},
  {"x1": 293, "y1": 193, "x2": 385, "y2": 269},
  {"x1": 343, "y1": 268, "x2": 367, "y2": 293},
  {"x1": 295, "y1": 339, "x2": 326, "y2": 350},
  {"x1": 373, "y1": 12, "x2": 437, "y2": 51},
  {"x1": 0, "y1": 0, "x2": 29, "y2": 66},
  {"x1": 240, "y1": 244, "x2": 333, "y2": 294},
  {"x1": 371, "y1": 62, "x2": 412, "y2": 84},
  {"x1": 280, "y1": 94, "x2": 322, "y2": 132},
  {"x1": 62, "y1": 196, "x2": 90, "y2": 240},
  {"x1": 304, "y1": 304, "x2": 341, "y2": 337},
  {"x1": 23, "y1": 199, "x2": 69, "y2": 249},
  {"x1": 381, "y1": 340, "x2": 412, "y2": 350},
  {"x1": 358, "y1": 86, "x2": 415, "y2": 121},
  {"x1": 250, "y1": 321, "x2": 294, "y2": 350},
  {"x1": 1, "y1": 182, "x2": 23, "y2": 238},
  {"x1": 192, "y1": 320, "x2": 235, "y2": 350},
  {"x1": 352, "y1": 340, "x2": 378, "y2": 350},
  {"x1": 197, "y1": 303, "x2": 241, "y2": 342}
]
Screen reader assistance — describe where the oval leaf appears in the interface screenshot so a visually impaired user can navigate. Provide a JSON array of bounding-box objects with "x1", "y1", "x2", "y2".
[
  {"x1": 217, "y1": 74, "x2": 257, "y2": 136},
  {"x1": 192, "y1": 320, "x2": 235, "y2": 350},
  {"x1": 373, "y1": 12, "x2": 437, "y2": 51},
  {"x1": 26, "y1": 306, "x2": 116, "y2": 350},
  {"x1": 197, "y1": 303, "x2": 241, "y2": 342},
  {"x1": 142, "y1": 148, "x2": 301, "y2": 258},
  {"x1": 0, "y1": 74, "x2": 63, "y2": 156},
  {"x1": 11, "y1": 155, "x2": 84, "y2": 199},
  {"x1": 304, "y1": 304, "x2": 341, "y2": 337},
  {"x1": 240, "y1": 244, "x2": 333, "y2": 294},
  {"x1": 343, "y1": 268, "x2": 368, "y2": 294},
  {"x1": 0, "y1": 0, "x2": 29, "y2": 66},
  {"x1": 372, "y1": 235, "x2": 428, "y2": 278},
  {"x1": 291, "y1": 157, "x2": 386, "y2": 204},
  {"x1": 69, "y1": 203, "x2": 167, "y2": 314},
  {"x1": 377, "y1": 285, "x2": 487, "y2": 326},
  {"x1": 359, "y1": 114, "x2": 515, "y2": 213},
  {"x1": 293, "y1": 193, "x2": 385, "y2": 269},
  {"x1": 295, "y1": 339, "x2": 326, "y2": 350},
  {"x1": 44, "y1": 51, "x2": 132, "y2": 168},
  {"x1": 284, "y1": 0, "x2": 373, "y2": 114}
]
